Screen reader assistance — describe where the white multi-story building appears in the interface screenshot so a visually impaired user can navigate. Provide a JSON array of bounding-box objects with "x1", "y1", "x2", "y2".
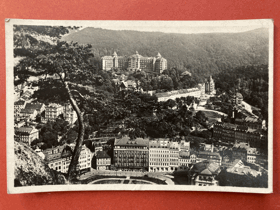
[
  {"x1": 15, "y1": 126, "x2": 39, "y2": 145},
  {"x1": 19, "y1": 108, "x2": 37, "y2": 121},
  {"x1": 14, "y1": 100, "x2": 26, "y2": 119},
  {"x1": 44, "y1": 103, "x2": 63, "y2": 122},
  {"x1": 44, "y1": 144, "x2": 92, "y2": 174},
  {"x1": 96, "y1": 151, "x2": 111, "y2": 170},
  {"x1": 149, "y1": 139, "x2": 170, "y2": 172},
  {"x1": 179, "y1": 140, "x2": 190, "y2": 151},
  {"x1": 178, "y1": 151, "x2": 197, "y2": 171},
  {"x1": 78, "y1": 145, "x2": 93, "y2": 172},
  {"x1": 156, "y1": 88, "x2": 201, "y2": 102},
  {"x1": 169, "y1": 141, "x2": 179, "y2": 172},
  {"x1": 63, "y1": 103, "x2": 77, "y2": 124}
]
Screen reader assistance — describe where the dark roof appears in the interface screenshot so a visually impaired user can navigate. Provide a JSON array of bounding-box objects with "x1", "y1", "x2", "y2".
[
  {"x1": 25, "y1": 103, "x2": 44, "y2": 111},
  {"x1": 15, "y1": 126, "x2": 37, "y2": 134},
  {"x1": 198, "y1": 151, "x2": 220, "y2": 157},
  {"x1": 14, "y1": 100, "x2": 25, "y2": 106},
  {"x1": 96, "y1": 151, "x2": 111, "y2": 159},
  {"x1": 115, "y1": 136, "x2": 149, "y2": 147},
  {"x1": 20, "y1": 108, "x2": 36, "y2": 114},
  {"x1": 192, "y1": 161, "x2": 220, "y2": 175}
]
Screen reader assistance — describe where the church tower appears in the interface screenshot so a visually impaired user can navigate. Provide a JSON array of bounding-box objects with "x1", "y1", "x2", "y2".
[{"x1": 113, "y1": 51, "x2": 118, "y2": 68}]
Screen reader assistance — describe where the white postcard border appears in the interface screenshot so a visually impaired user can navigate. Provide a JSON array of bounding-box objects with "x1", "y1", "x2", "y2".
[{"x1": 6, "y1": 19, "x2": 274, "y2": 194}]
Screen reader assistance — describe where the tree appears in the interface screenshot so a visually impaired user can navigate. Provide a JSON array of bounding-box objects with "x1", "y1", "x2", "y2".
[{"x1": 15, "y1": 40, "x2": 95, "y2": 181}]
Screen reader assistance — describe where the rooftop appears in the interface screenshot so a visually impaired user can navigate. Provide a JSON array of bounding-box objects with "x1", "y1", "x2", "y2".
[
  {"x1": 192, "y1": 161, "x2": 220, "y2": 175},
  {"x1": 96, "y1": 151, "x2": 111, "y2": 159},
  {"x1": 20, "y1": 108, "x2": 36, "y2": 114},
  {"x1": 14, "y1": 100, "x2": 26, "y2": 106},
  {"x1": 15, "y1": 126, "x2": 36, "y2": 134},
  {"x1": 25, "y1": 103, "x2": 44, "y2": 111},
  {"x1": 115, "y1": 136, "x2": 149, "y2": 147},
  {"x1": 46, "y1": 103, "x2": 63, "y2": 108},
  {"x1": 149, "y1": 139, "x2": 171, "y2": 148}
]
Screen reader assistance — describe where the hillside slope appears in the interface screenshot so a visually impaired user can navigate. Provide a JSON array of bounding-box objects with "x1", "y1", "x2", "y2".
[
  {"x1": 14, "y1": 141, "x2": 66, "y2": 187},
  {"x1": 61, "y1": 27, "x2": 269, "y2": 79}
]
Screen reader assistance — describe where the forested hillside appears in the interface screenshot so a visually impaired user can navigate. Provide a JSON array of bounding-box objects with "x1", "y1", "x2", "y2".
[
  {"x1": 61, "y1": 27, "x2": 269, "y2": 79},
  {"x1": 214, "y1": 64, "x2": 269, "y2": 120}
]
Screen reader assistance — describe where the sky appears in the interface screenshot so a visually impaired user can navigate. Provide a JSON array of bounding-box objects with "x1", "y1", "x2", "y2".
[{"x1": 72, "y1": 20, "x2": 271, "y2": 34}]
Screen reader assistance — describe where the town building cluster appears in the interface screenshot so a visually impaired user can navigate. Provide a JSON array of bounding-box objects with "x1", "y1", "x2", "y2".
[
  {"x1": 13, "y1": 50, "x2": 267, "y2": 187},
  {"x1": 14, "y1": 99, "x2": 77, "y2": 146},
  {"x1": 113, "y1": 136, "x2": 222, "y2": 173},
  {"x1": 101, "y1": 51, "x2": 167, "y2": 73},
  {"x1": 213, "y1": 121, "x2": 267, "y2": 150},
  {"x1": 42, "y1": 144, "x2": 92, "y2": 174}
]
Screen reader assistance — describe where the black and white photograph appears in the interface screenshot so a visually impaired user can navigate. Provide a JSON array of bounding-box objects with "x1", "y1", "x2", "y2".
[{"x1": 6, "y1": 19, "x2": 273, "y2": 194}]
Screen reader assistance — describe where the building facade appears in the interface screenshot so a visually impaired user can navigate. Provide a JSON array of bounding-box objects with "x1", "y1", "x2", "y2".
[
  {"x1": 63, "y1": 103, "x2": 77, "y2": 124},
  {"x1": 213, "y1": 122, "x2": 268, "y2": 149},
  {"x1": 44, "y1": 145, "x2": 72, "y2": 174},
  {"x1": 101, "y1": 51, "x2": 167, "y2": 73},
  {"x1": 114, "y1": 136, "x2": 149, "y2": 172},
  {"x1": 44, "y1": 103, "x2": 64, "y2": 122},
  {"x1": 149, "y1": 139, "x2": 170, "y2": 172},
  {"x1": 95, "y1": 151, "x2": 111, "y2": 170},
  {"x1": 231, "y1": 143, "x2": 265, "y2": 164},
  {"x1": 156, "y1": 87, "x2": 202, "y2": 102},
  {"x1": 15, "y1": 126, "x2": 39, "y2": 145},
  {"x1": 44, "y1": 144, "x2": 92, "y2": 174},
  {"x1": 205, "y1": 76, "x2": 215, "y2": 94},
  {"x1": 25, "y1": 102, "x2": 45, "y2": 114},
  {"x1": 197, "y1": 151, "x2": 222, "y2": 165},
  {"x1": 178, "y1": 151, "x2": 197, "y2": 171},
  {"x1": 14, "y1": 100, "x2": 26, "y2": 119},
  {"x1": 191, "y1": 161, "x2": 220, "y2": 186},
  {"x1": 169, "y1": 141, "x2": 180, "y2": 171},
  {"x1": 19, "y1": 108, "x2": 37, "y2": 121}
]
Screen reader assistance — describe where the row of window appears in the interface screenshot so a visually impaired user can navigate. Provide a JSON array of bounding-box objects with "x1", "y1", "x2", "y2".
[
  {"x1": 150, "y1": 163, "x2": 169, "y2": 166},
  {"x1": 150, "y1": 150, "x2": 169, "y2": 153},
  {"x1": 115, "y1": 163, "x2": 147, "y2": 167},
  {"x1": 150, "y1": 158, "x2": 169, "y2": 162},
  {"x1": 150, "y1": 154, "x2": 169, "y2": 157}
]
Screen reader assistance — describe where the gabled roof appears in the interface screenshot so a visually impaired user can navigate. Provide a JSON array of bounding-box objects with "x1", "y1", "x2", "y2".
[
  {"x1": 120, "y1": 81, "x2": 128, "y2": 88},
  {"x1": 231, "y1": 159, "x2": 244, "y2": 168},
  {"x1": 96, "y1": 151, "x2": 111, "y2": 159},
  {"x1": 200, "y1": 168, "x2": 213, "y2": 175},
  {"x1": 192, "y1": 161, "x2": 220, "y2": 175}
]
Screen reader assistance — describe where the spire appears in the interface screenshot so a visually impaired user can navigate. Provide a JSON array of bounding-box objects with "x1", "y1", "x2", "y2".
[
  {"x1": 156, "y1": 52, "x2": 161, "y2": 58},
  {"x1": 113, "y1": 51, "x2": 117, "y2": 57},
  {"x1": 136, "y1": 51, "x2": 139, "y2": 55}
]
